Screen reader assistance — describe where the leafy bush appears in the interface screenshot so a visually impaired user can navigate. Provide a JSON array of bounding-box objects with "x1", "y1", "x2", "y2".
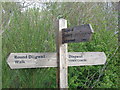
[{"x1": 2, "y1": 2, "x2": 119, "y2": 88}]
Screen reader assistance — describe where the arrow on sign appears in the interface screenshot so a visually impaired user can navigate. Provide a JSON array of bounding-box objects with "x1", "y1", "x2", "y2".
[{"x1": 7, "y1": 52, "x2": 106, "y2": 69}]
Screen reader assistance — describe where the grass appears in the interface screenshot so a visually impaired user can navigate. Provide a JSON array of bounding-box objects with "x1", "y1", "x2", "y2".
[{"x1": 2, "y1": 2, "x2": 119, "y2": 88}]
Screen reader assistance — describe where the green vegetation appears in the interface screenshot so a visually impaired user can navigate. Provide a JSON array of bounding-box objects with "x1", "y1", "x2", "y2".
[{"x1": 2, "y1": 2, "x2": 119, "y2": 88}]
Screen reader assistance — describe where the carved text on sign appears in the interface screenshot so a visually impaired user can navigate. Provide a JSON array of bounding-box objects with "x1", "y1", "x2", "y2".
[
  {"x1": 62, "y1": 24, "x2": 94, "y2": 43},
  {"x1": 7, "y1": 52, "x2": 106, "y2": 69}
]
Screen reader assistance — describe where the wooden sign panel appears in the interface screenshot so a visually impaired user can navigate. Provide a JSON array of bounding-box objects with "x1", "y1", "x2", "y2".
[
  {"x1": 62, "y1": 24, "x2": 94, "y2": 43},
  {"x1": 7, "y1": 52, "x2": 106, "y2": 69}
]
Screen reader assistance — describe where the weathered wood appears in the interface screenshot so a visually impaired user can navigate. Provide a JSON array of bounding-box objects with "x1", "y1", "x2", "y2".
[
  {"x1": 56, "y1": 19, "x2": 68, "y2": 88},
  {"x1": 62, "y1": 24, "x2": 94, "y2": 43},
  {"x1": 7, "y1": 52, "x2": 106, "y2": 69},
  {"x1": 68, "y1": 52, "x2": 106, "y2": 66},
  {"x1": 7, "y1": 53, "x2": 56, "y2": 69}
]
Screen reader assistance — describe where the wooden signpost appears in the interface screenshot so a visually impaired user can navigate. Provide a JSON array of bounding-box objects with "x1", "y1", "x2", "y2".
[
  {"x1": 7, "y1": 52, "x2": 106, "y2": 69},
  {"x1": 7, "y1": 18, "x2": 107, "y2": 88},
  {"x1": 56, "y1": 19, "x2": 68, "y2": 88}
]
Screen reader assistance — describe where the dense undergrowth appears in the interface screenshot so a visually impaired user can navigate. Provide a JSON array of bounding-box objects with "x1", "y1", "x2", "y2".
[{"x1": 2, "y1": 2, "x2": 119, "y2": 88}]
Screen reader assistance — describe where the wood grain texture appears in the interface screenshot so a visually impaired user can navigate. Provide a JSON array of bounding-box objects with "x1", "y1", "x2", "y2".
[
  {"x1": 56, "y1": 19, "x2": 68, "y2": 88},
  {"x1": 7, "y1": 52, "x2": 56, "y2": 69},
  {"x1": 62, "y1": 24, "x2": 94, "y2": 43},
  {"x1": 7, "y1": 52, "x2": 106, "y2": 69}
]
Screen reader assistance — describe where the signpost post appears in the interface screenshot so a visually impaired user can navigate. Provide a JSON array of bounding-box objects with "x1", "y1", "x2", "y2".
[
  {"x1": 56, "y1": 19, "x2": 68, "y2": 88},
  {"x1": 7, "y1": 18, "x2": 107, "y2": 88}
]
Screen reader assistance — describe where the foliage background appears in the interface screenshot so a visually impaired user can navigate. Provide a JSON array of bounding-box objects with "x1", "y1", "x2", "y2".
[{"x1": 2, "y1": 2, "x2": 119, "y2": 88}]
